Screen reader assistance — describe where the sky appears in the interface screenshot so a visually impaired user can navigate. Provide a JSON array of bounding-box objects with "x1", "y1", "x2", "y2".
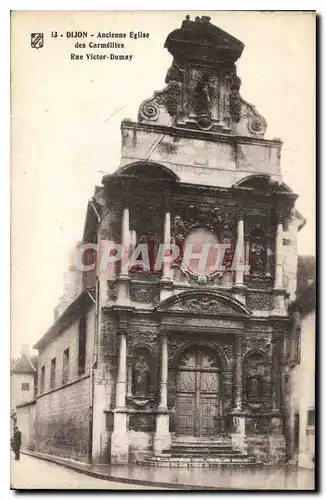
[{"x1": 11, "y1": 11, "x2": 315, "y2": 356}]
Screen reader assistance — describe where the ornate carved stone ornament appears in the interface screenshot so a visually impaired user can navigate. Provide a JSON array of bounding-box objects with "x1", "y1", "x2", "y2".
[
  {"x1": 127, "y1": 330, "x2": 157, "y2": 354},
  {"x1": 247, "y1": 293, "x2": 273, "y2": 311},
  {"x1": 129, "y1": 413, "x2": 155, "y2": 432},
  {"x1": 240, "y1": 98, "x2": 267, "y2": 136},
  {"x1": 138, "y1": 81, "x2": 182, "y2": 124},
  {"x1": 228, "y1": 73, "x2": 242, "y2": 123},
  {"x1": 244, "y1": 274, "x2": 273, "y2": 290},
  {"x1": 171, "y1": 208, "x2": 236, "y2": 282},
  {"x1": 156, "y1": 290, "x2": 251, "y2": 317},
  {"x1": 137, "y1": 15, "x2": 267, "y2": 136},
  {"x1": 243, "y1": 339, "x2": 272, "y2": 362},
  {"x1": 249, "y1": 227, "x2": 267, "y2": 275},
  {"x1": 130, "y1": 284, "x2": 159, "y2": 304}
]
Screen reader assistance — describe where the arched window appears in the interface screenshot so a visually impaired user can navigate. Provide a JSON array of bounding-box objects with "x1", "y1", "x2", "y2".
[{"x1": 249, "y1": 227, "x2": 266, "y2": 275}]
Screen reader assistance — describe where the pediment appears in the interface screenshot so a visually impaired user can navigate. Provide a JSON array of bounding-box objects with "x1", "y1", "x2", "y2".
[
  {"x1": 156, "y1": 291, "x2": 251, "y2": 317},
  {"x1": 164, "y1": 16, "x2": 244, "y2": 64}
]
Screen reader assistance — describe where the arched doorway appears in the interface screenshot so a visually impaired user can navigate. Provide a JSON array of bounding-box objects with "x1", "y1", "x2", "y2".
[{"x1": 175, "y1": 347, "x2": 220, "y2": 437}]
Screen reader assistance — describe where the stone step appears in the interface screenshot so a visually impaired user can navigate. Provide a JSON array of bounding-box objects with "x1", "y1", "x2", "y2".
[
  {"x1": 169, "y1": 447, "x2": 237, "y2": 454},
  {"x1": 150, "y1": 455, "x2": 253, "y2": 462},
  {"x1": 168, "y1": 450, "x2": 241, "y2": 457},
  {"x1": 137, "y1": 458, "x2": 261, "y2": 468}
]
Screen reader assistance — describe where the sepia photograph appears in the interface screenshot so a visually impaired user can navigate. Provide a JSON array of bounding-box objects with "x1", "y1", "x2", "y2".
[{"x1": 10, "y1": 10, "x2": 316, "y2": 490}]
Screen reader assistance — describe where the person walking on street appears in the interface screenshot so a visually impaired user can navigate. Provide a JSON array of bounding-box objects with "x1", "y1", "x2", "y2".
[{"x1": 12, "y1": 426, "x2": 22, "y2": 461}]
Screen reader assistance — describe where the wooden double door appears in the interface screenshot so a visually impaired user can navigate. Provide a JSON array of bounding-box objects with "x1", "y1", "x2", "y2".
[{"x1": 175, "y1": 348, "x2": 220, "y2": 437}]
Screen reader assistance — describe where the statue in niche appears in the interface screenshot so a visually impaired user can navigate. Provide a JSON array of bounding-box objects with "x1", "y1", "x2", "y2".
[
  {"x1": 133, "y1": 356, "x2": 150, "y2": 397},
  {"x1": 246, "y1": 364, "x2": 263, "y2": 401},
  {"x1": 192, "y1": 74, "x2": 214, "y2": 116}
]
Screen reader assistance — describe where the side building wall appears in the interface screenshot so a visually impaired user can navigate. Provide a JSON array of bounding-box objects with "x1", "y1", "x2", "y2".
[
  {"x1": 35, "y1": 305, "x2": 95, "y2": 462},
  {"x1": 16, "y1": 401, "x2": 36, "y2": 450},
  {"x1": 287, "y1": 308, "x2": 315, "y2": 469}
]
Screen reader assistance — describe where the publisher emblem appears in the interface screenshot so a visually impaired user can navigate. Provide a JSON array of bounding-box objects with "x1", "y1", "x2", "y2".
[{"x1": 31, "y1": 33, "x2": 44, "y2": 49}]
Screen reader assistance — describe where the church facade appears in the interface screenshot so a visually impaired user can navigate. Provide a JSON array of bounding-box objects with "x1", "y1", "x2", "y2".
[{"x1": 32, "y1": 16, "x2": 307, "y2": 466}]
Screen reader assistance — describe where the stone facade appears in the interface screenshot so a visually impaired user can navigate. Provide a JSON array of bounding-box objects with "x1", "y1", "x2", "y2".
[{"x1": 30, "y1": 16, "x2": 308, "y2": 466}]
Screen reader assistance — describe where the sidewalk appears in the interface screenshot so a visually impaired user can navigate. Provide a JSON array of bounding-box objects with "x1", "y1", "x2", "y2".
[{"x1": 21, "y1": 450, "x2": 315, "y2": 490}]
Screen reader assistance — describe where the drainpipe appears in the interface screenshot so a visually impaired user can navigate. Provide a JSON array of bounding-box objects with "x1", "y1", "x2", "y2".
[{"x1": 88, "y1": 199, "x2": 101, "y2": 464}]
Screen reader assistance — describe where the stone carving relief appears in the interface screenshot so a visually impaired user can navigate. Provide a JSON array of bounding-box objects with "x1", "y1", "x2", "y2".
[
  {"x1": 172, "y1": 207, "x2": 236, "y2": 283},
  {"x1": 247, "y1": 293, "x2": 273, "y2": 311},
  {"x1": 130, "y1": 285, "x2": 159, "y2": 304},
  {"x1": 243, "y1": 338, "x2": 272, "y2": 357},
  {"x1": 249, "y1": 227, "x2": 267, "y2": 275},
  {"x1": 244, "y1": 275, "x2": 273, "y2": 290},
  {"x1": 240, "y1": 98, "x2": 267, "y2": 136},
  {"x1": 228, "y1": 73, "x2": 242, "y2": 123},
  {"x1": 138, "y1": 81, "x2": 182, "y2": 123},
  {"x1": 129, "y1": 413, "x2": 155, "y2": 432},
  {"x1": 220, "y1": 343, "x2": 234, "y2": 361},
  {"x1": 168, "y1": 337, "x2": 186, "y2": 361},
  {"x1": 127, "y1": 330, "x2": 157, "y2": 356},
  {"x1": 167, "y1": 295, "x2": 242, "y2": 316}
]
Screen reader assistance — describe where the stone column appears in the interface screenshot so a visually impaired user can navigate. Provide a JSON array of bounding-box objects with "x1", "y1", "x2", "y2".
[
  {"x1": 273, "y1": 212, "x2": 285, "y2": 314},
  {"x1": 158, "y1": 334, "x2": 169, "y2": 409},
  {"x1": 117, "y1": 206, "x2": 131, "y2": 306},
  {"x1": 268, "y1": 336, "x2": 285, "y2": 462},
  {"x1": 231, "y1": 334, "x2": 246, "y2": 452},
  {"x1": 233, "y1": 334, "x2": 243, "y2": 411},
  {"x1": 235, "y1": 217, "x2": 245, "y2": 286},
  {"x1": 161, "y1": 211, "x2": 171, "y2": 282},
  {"x1": 159, "y1": 191, "x2": 173, "y2": 301},
  {"x1": 233, "y1": 210, "x2": 246, "y2": 304},
  {"x1": 245, "y1": 238, "x2": 250, "y2": 275},
  {"x1": 154, "y1": 332, "x2": 171, "y2": 454},
  {"x1": 127, "y1": 363, "x2": 133, "y2": 398},
  {"x1": 115, "y1": 330, "x2": 127, "y2": 408},
  {"x1": 274, "y1": 216, "x2": 284, "y2": 289},
  {"x1": 271, "y1": 337, "x2": 281, "y2": 413},
  {"x1": 111, "y1": 329, "x2": 129, "y2": 463}
]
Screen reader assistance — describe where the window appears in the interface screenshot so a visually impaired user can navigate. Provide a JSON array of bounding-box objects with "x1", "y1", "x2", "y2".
[
  {"x1": 78, "y1": 315, "x2": 87, "y2": 375},
  {"x1": 50, "y1": 358, "x2": 56, "y2": 389},
  {"x1": 62, "y1": 348, "x2": 70, "y2": 385},
  {"x1": 21, "y1": 382, "x2": 30, "y2": 392},
  {"x1": 307, "y1": 409, "x2": 315, "y2": 427},
  {"x1": 40, "y1": 365, "x2": 45, "y2": 393}
]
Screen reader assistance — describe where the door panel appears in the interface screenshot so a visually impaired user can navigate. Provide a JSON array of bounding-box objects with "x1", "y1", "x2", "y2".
[
  {"x1": 200, "y1": 397, "x2": 218, "y2": 436},
  {"x1": 175, "y1": 348, "x2": 220, "y2": 437},
  {"x1": 177, "y1": 371, "x2": 195, "y2": 392},
  {"x1": 200, "y1": 371, "x2": 219, "y2": 392},
  {"x1": 176, "y1": 396, "x2": 195, "y2": 435}
]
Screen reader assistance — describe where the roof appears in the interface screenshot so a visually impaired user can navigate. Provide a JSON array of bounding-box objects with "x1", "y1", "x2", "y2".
[
  {"x1": 11, "y1": 353, "x2": 37, "y2": 374},
  {"x1": 164, "y1": 15, "x2": 244, "y2": 65},
  {"x1": 34, "y1": 287, "x2": 95, "y2": 351}
]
